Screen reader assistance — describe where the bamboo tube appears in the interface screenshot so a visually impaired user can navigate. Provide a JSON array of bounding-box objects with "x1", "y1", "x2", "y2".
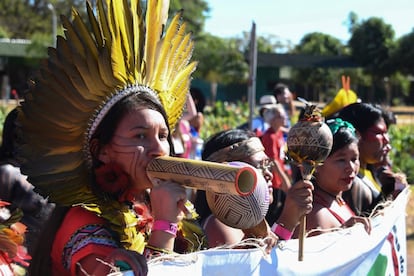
[{"x1": 146, "y1": 156, "x2": 257, "y2": 196}]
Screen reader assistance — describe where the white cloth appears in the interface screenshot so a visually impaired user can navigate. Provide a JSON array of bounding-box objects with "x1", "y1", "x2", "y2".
[{"x1": 149, "y1": 188, "x2": 410, "y2": 275}]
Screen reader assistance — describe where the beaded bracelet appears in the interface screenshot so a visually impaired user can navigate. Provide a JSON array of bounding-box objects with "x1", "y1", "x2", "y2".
[
  {"x1": 271, "y1": 223, "x2": 293, "y2": 240},
  {"x1": 152, "y1": 220, "x2": 178, "y2": 237}
]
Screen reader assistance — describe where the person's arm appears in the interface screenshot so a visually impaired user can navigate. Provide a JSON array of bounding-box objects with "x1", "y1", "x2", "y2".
[
  {"x1": 272, "y1": 161, "x2": 291, "y2": 192},
  {"x1": 205, "y1": 215, "x2": 244, "y2": 248},
  {"x1": 148, "y1": 179, "x2": 188, "y2": 252},
  {"x1": 272, "y1": 180, "x2": 313, "y2": 235},
  {"x1": 78, "y1": 249, "x2": 148, "y2": 275}
]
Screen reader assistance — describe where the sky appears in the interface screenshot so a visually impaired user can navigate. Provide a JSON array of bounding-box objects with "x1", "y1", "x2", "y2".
[{"x1": 204, "y1": 0, "x2": 414, "y2": 46}]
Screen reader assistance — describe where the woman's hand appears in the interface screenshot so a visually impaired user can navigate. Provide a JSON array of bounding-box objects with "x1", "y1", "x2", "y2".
[
  {"x1": 276, "y1": 180, "x2": 314, "y2": 230},
  {"x1": 149, "y1": 178, "x2": 188, "y2": 223}
]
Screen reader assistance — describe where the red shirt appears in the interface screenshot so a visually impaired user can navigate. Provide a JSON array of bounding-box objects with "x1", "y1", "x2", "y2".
[
  {"x1": 261, "y1": 127, "x2": 286, "y2": 189},
  {"x1": 51, "y1": 206, "x2": 118, "y2": 275}
]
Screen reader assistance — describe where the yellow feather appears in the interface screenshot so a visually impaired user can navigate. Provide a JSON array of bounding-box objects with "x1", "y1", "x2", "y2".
[
  {"x1": 152, "y1": 11, "x2": 183, "y2": 87},
  {"x1": 144, "y1": 0, "x2": 169, "y2": 83},
  {"x1": 111, "y1": 1, "x2": 128, "y2": 80},
  {"x1": 71, "y1": 9, "x2": 98, "y2": 59},
  {"x1": 119, "y1": 0, "x2": 135, "y2": 77},
  {"x1": 163, "y1": 32, "x2": 193, "y2": 88},
  {"x1": 87, "y1": 2, "x2": 103, "y2": 47},
  {"x1": 98, "y1": 0, "x2": 112, "y2": 49},
  {"x1": 130, "y1": 0, "x2": 144, "y2": 82},
  {"x1": 61, "y1": 15, "x2": 86, "y2": 58}
]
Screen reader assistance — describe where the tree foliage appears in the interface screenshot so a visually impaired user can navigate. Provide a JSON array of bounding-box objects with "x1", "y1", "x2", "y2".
[
  {"x1": 392, "y1": 31, "x2": 414, "y2": 76},
  {"x1": 1, "y1": 1, "x2": 413, "y2": 105},
  {"x1": 169, "y1": 0, "x2": 209, "y2": 35},
  {"x1": 294, "y1": 32, "x2": 347, "y2": 56},
  {"x1": 0, "y1": 0, "x2": 85, "y2": 39},
  {"x1": 291, "y1": 32, "x2": 348, "y2": 101},
  {"x1": 349, "y1": 17, "x2": 396, "y2": 78},
  {"x1": 193, "y1": 33, "x2": 248, "y2": 84}
]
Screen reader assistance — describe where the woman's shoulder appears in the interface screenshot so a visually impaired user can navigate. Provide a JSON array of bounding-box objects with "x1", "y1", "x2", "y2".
[
  {"x1": 204, "y1": 215, "x2": 244, "y2": 247},
  {"x1": 54, "y1": 206, "x2": 110, "y2": 247},
  {"x1": 65, "y1": 206, "x2": 106, "y2": 224},
  {"x1": 51, "y1": 206, "x2": 118, "y2": 272}
]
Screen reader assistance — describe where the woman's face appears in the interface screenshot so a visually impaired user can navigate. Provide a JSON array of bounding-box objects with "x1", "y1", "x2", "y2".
[
  {"x1": 99, "y1": 108, "x2": 170, "y2": 190},
  {"x1": 270, "y1": 109, "x2": 286, "y2": 128},
  {"x1": 242, "y1": 151, "x2": 274, "y2": 204},
  {"x1": 358, "y1": 118, "x2": 390, "y2": 166},
  {"x1": 316, "y1": 142, "x2": 360, "y2": 195}
]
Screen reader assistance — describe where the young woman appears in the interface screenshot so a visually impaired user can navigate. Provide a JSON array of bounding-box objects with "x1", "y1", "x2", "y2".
[
  {"x1": 338, "y1": 102, "x2": 407, "y2": 216},
  {"x1": 300, "y1": 118, "x2": 372, "y2": 237},
  {"x1": 195, "y1": 128, "x2": 314, "y2": 248},
  {"x1": 17, "y1": 0, "x2": 197, "y2": 274}
]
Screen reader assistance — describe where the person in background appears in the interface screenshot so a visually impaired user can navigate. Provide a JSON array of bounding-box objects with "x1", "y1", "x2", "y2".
[
  {"x1": 295, "y1": 118, "x2": 371, "y2": 237},
  {"x1": 0, "y1": 108, "x2": 54, "y2": 255},
  {"x1": 261, "y1": 103, "x2": 291, "y2": 191},
  {"x1": 337, "y1": 102, "x2": 407, "y2": 216},
  {"x1": 372, "y1": 104, "x2": 407, "y2": 198},
  {"x1": 173, "y1": 94, "x2": 198, "y2": 159},
  {"x1": 273, "y1": 83, "x2": 296, "y2": 140},
  {"x1": 238, "y1": 95, "x2": 277, "y2": 137},
  {"x1": 188, "y1": 112, "x2": 204, "y2": 160},
  {"x1": 190, "y1": 87, "x2": 206, "y2": 114},
  {"x1": 18, "y1": 0, "x2": 199, "y2": 274},
  {"x1": 187, "y1": 87, "x2": 206, "y2": 160},
  {"x1": 195, "y1": 128, "x2": 313, "y2": 248}
]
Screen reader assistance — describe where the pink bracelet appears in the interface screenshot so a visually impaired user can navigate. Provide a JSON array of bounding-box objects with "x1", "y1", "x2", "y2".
[
  {"x1": 271, "y1": 223, "x2": 293, "y2": 240},
  {"x1": 152, "y1": 220, "x2": 178, "y2": 237}
]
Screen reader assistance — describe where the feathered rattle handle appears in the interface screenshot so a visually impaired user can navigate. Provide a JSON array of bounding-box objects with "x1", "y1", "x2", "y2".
[{"x1": 287, "y1": 98, "x2": 333, "y2": 261}]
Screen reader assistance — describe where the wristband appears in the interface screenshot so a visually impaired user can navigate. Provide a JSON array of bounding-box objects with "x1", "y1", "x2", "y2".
[
  {"x1": 152, "y1": 220, "x2": 178, "y2": 237},
  {"x1": 271, "y1": 223, "x2": 293, "y2": 240}
]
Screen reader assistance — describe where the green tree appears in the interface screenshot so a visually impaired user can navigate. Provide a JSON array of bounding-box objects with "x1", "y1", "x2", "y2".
[
  {"x1": 345, "y1": 11, "x2": 359, "y2": 34},
  {"x1": 349, "y1": 17, "x2": 396, "y2": 102},
  {"x1": 169, "y1": 0, "x2": 209, "y2": 36},
  {"x1": 193, "y1": 33, "x2": 249, "y2": 102},
  {"x1": 0, "y1": 27, "x2": 8, "y2": 38},
  {"x1": 391, "y1": 30, "x2": 414, "y2": 104},
  {"x1": 0, "y1": 0, "x2": 85, "y2": 40},
  {"x1": 0, "y1": 0, "x2": 210, "y2": 59},
  {"x1": 291, "y1": 32, "x2": 349, "y2": 101},
  {"x1": 393, "y1": 31, "x2": 414, "y2": 76}
]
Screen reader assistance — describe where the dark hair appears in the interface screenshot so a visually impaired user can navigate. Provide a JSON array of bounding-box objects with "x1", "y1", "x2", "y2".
[
  {"x1": 190, "y1": 87, "x2": 206, "y2": 113},
  {"x1": 0, "y1": 108, "x2": 19, "y2": 163},
  {"x1": 328, "y1": 124, "x2": 359, "y2": 156},
  {"x1": 201, "y1": 128, "x2": 256, "y2": 160},
  {"x1": 91, "y1": 91, "x2": 173, "y2": 167},
  {"x1": 337, "y1": 103, "x2": 383, "y2": 134},
  {"x1": 196, "y1": 128, "x2": 256, "y2": 224},
  {"x1": 28, "y1": 205, "x2": 69, "y2": 275},
  {"x1": 273, "y1": 83, "x2": 288, "y2": 96},
  {"x1": 373, "y1": 104, "x2": 396, "y2": 127}
]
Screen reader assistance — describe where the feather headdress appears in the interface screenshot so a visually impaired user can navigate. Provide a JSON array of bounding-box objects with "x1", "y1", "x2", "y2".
[
  {"x1": 16, "y1": 0, "x2": 196, "y2": 251},
  {"x1": 16, "y1": 0, "x2": 196, "y2": 208}
]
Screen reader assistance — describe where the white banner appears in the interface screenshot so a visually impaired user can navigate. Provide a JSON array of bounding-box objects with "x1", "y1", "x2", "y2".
[{"x1": 148, "y1": 187, "x2": 411, "y2": 276}]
